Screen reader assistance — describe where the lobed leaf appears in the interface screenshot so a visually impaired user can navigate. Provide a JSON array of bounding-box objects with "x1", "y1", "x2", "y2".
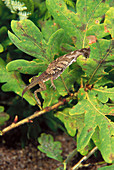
[
  {"x1": 46, "y1": 0, "x2": 110, "y2": 48},
  {"x1": 55, "y1": 108, "x2": 85, "y2": 136},
  {"x1": 104, "y1": 7, "x2": 114, "y2": 38},
  {"x1": 41, "y1": 20, "x2": 59, "y2": 41},
  {"x1": 38, "y1": 133, "x2": 63, "y2": 162},
  {"x1": 46, "y1": 0, "x2": 84, "y2": 48},
  {"x1": 47, "y1": 28, "x2": 65, "y2": 62},
  {"x1": 0, "y1": 106, "x2": 9, "y2": 126},
  {"x1": 0, "y1": 58, "x2": 36, "y2": 106},
  {"x1": 69, "y1": 89, "x2": 114, "y2": 163},
  {"x1": 6, "y1": 59, "x2": 47, "y2": 74},
  {"x1": 8, "y1": 19, "x2": 48, "y2": 62},
  {"x1": 92, "y1": 86, "x2": 114, "y2": 103},
  {"x1": 77, "y1": 40, "x2": 112, "y2": 84},
  {"x1": 76, "y1": 0, "x2": 109, "y2": 25},
  {"x1": 41, "y1": 83, "x2": 60, "y2": 108}
]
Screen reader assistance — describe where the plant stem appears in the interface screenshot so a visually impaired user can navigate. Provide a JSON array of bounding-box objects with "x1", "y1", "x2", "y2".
[
  {"x1": 71, "y1": 146, "x2": 98, "y2": 170},
  {"x1": 0, "y1": 96, "x2": 72, "y2": 135}
]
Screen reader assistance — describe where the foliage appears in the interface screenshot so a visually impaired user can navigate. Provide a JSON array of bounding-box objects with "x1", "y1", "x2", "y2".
[
  {"x1": 0, "y1": 106, "x2": 9, "y2": 125},
  {"x1": 38, "y1": 133, "x2": 63, "y2": 162},
  {"x1": 98, "y1": 164, "x2": 114, "y2": 170},
  {"x1": 0, "y1": 0, "x2": 114, "y2": 168}
]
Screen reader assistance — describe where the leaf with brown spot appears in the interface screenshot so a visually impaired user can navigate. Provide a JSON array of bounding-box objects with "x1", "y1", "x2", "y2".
[
  {"x1": 55, "y1": 108, "x2": 85, "y2": 137},
  {"x1": 0, "y1": 58, "x2": 36, "y2": 106},
  {"x1": 6, "y1": 59, "x2": 47, "y2": 74},
  {"x1": 69, "y1": 88, "x2": 114, "y2": 163},
  {"x1": 8, "y1": 20, "x2": 48, "y2": 62},
  {"x1": 47, "y1": 0, "x2": 110, "y2": 47}
]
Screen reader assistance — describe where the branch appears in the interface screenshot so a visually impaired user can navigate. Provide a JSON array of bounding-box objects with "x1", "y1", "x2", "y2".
[
  {"x1": 71, "y1": 146, "x2": 98, "y2": 170},
  {"x1": 0, "y1": 97, "x2": 71, "y2": 136}
]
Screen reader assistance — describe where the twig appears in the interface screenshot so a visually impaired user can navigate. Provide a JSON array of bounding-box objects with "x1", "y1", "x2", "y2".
[
  {"x1": 71, "y1": 146, "x2": 98, "y2": 170},
  {"x1": 0, "y1": 97, "x2": 70, "y2": 136}
]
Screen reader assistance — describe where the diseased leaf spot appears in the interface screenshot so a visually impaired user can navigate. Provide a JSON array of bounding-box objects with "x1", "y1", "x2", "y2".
[
  {"x1": 104, "y1": 26, "x2": 109, "y2": 33},
  {"x1": 109, "y1": 153, "x2": 114, "y2": 161},
  {"x1": 70, "y1": 122, "x2": 75, "y2": 128},
  {"x1": 45, "y1": 93, "x2": 48, "y2": 96},
  {"x1": 108, "y1": 125, "x2": 111, "y2": 128},
  {"x1": 65, "y1": 117, "x2": 68, "y2": 120},
  {"x1": 95, "y1": 20, "x2": 99, "y2": 24},
  {"x1": 87, "y1": 35, "x2": 97, "y2": 44},
  {"x1": 87, "y1": 128, "x2": 93, "y2": 132},
  {"x1": 83, "y1": 7, "x2": 86, "y2": 11},
  {"x1": 18, "y1": 67, "x2": 22, "y2": 70}
]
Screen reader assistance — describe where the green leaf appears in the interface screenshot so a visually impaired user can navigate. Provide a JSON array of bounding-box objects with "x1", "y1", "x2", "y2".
[
  {"x1": 41, "y1": 83, "x2": 60, "y2": 107},
  {"x1": 0, "y1": 106, "x2": 4, "y2": 112},
  {"x1": 86, "y1": 24, "x2": 109, "y2": 39},
  {"x1": 77, "y1": 40, "x2": 112, "y2": 84},
  {"x1": 0, "y1": 58, "x2": 36, "y2": 106},
  {"x1": 56, "y1": 64, "x2": 83, "y2": 95},
  {"x1": 38, "y1": 133, "x2": 63, "y2": 162},
  {"x1": 64, "y1": 0, "x2": 75, "y2": 8},
  {"x1": 41, "y1": 20, "x2": 59, "y2": 41},
  {"x1": 0, "y1": 26, "x2": 7, "y2": 42},
  {"x1": 0, "y1": 112, "x2": 9, "y2": 126},
  {"x1": 92, "y1": 125, "x2": 114, "y2": 164},
  {"x1": 46, "y1": 0, "x2": 83, "y2": 48},
  {"x1": 0, "y1": 26, "x2": 9, "y2": 51},
  {"x1": 6, "y1": 59, "x2": 47, "y2": 74},
  {"x1": 47, "y1": 28, "x2": 64, "y2": 62},
  {"x1": 77, "y1": 0, "x2": 109, "y2": 25},
  {"x1": 55, "y1": 108, "x2": 84, "y2": 136},
  {"x1": 0, "y1": 106, "x2": 9, "y2": 126},
  {"x1": 46, "y1": 0, "x2": 110, "y2": 47},
  {"x1": 104, "y1": 7, "x2": 114, "y2": 38},
  {"x1": 69, "y1": 89, "x2": 114, "y2": 163},
  {"x1": 8, "y1": 19, "x2": 48, "y2": 62},
  {"x1": 98, "y1": 164, "x2": 114, "y2": 170},
  {"x1": 0, "y1": 44, "x2": 3, "y2": 53},
  {"x1": 92, "y1": 86, "x2": 114, "y2": 103},
  {"x1": 7, "y1": 2, "x2": 112, "y2": 107}
]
